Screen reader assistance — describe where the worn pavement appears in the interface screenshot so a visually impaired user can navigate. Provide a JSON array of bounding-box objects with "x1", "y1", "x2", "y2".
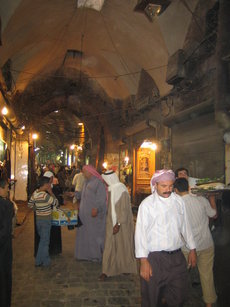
[{"x1": 11, "y1": 202, "x2": 210, "y2": 307}]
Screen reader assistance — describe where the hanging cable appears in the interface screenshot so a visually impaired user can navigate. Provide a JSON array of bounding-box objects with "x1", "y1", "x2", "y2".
[
  {"x1": 11, "y1": 63, "x2": 167, "y2": 83},
  {"x1": 79, "y1": 2, "x2": 88, "y2": 84},
  {"x1": 99, "y1": 11, "x2": 138, "y2": 88}
]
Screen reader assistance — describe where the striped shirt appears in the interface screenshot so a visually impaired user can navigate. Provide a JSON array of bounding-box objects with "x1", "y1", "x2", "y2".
[
  {"x1": 135, "y1": 192, "x2": 196, "y2": 258},
  {"x1": 28, "y1": 189, "x2": 57, "y2": 220},
  {"x1": 181, "y1": 194, "x2": 216, "y2": 251}
]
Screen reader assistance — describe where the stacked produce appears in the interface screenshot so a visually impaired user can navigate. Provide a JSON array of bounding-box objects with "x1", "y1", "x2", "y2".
[{"x1": 191, "y1": 176, "x2": 226, "y2": 195}]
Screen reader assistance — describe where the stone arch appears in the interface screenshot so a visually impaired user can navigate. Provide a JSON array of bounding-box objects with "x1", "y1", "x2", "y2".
[{"x1": 12, "y1": 67, "x2": 120, "y2": 164}]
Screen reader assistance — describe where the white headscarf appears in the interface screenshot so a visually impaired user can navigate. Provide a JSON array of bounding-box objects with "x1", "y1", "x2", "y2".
[
  {"x1": 43, "y1": 171, "x2": 54, "y2": 178},
  {"x1": 43, "y1": 171, "x2": 55, "y2": 187},
  {"x1": 102, "y1": 170, "x2": 128, "y2": 226}
]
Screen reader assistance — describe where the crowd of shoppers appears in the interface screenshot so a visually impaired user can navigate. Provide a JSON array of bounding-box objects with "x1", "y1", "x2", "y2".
[{"x1": 1, "y1": 161, "x2": 220, "y2": 307}]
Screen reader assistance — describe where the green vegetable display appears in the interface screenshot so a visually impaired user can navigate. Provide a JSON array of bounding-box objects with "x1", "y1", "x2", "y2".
[{"x1": 196, "y1": 176, "x2": 224, "y2": 185}]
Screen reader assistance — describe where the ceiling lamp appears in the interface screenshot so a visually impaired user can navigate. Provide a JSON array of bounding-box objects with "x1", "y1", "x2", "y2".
[
  {"x1": 140, "y1": 140, "x2": 157, "y2": 150},
  {"x1": 32, "y1": 133, "x2": 38, "y2": 140},
  {"x1": 77, "y1": 0, "x2": 105, "y2": 11},
  {"x1": 134, "y1": 0, "x2": 171, "y2": 21}
]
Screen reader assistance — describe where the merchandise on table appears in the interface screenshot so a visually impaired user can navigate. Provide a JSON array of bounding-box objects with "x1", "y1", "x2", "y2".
[
  {"x1": 51, "y1": 208, "x2": 78, "y2": 226},
  {"x1": 195, "y1": 176, "x2": 224, "y2": 186},
  {"x1": 194, "y1": 182, "x2": 225, "y2": 190},
  {"x1": 191, "y1": 181, "x2": 229, "y2": 196}
]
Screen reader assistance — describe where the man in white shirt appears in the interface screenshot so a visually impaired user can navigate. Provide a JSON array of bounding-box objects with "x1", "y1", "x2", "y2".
[
  {"x1": 175, "y1": 167, "x2": 217, "y2": 224},
  {"x1": 135, "y1": 169, "x2": 196, "y2": 307},
  {"x1": 175, "y1": 167, "x2": 199, "y2": 189},
  {"x1": 174, "y1": 177, "x2": 217, "y2": 307},
  {"x1": 72, "y1": 166, "x2": 85, "y2": 205}
]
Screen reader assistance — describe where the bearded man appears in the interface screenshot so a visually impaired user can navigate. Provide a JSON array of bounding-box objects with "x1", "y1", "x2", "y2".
[{"x1": 135, "y1": 169, "x2": 197, "y2": 307}]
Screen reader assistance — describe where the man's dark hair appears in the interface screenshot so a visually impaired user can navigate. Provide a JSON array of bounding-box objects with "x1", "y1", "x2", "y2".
[
  {"x1": 175, "y1": 167, "x2": 189, "y2": 178},
  {"x1": 38, "y1": 176, "x2": 51, "y2": 188},
  {"x1": 0, "y1": 178, "x2": 8, "y2": 189},
  {"x1": 174, "y1": 178, "x2": 189, "y2": 192}
]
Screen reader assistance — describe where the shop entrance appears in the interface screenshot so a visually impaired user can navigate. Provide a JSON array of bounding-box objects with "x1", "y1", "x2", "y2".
[{"x1": 133, "y1": 141, "x2": 156, "y2": 205}]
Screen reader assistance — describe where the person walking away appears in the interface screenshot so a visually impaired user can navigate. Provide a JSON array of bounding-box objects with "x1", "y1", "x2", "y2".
[
  {"x1": 28, "y1": 176, "x2": 58, "y2": 267},
  {"x1": 0, "y1": 178, "x2": 14, "y2": 307},
  {"x1": 175, "y1": 167, "x2": 217, "y2": 236},
  {"x1": 99, "y1": 170, "x2": 137, "y2": 280},
  {"x1": 135, "y1": 169, "x2": 197, "y2": 307},
  {"x1": 174, "y1": 177, "x2": 217, "y2": 307},
  {"x1": 56, "y1": 166, "x2": 67, "y2": 192},
  {"x1": 72, "y1": 165, "x2": 85, "y2": 208},
  {"x1": 75, "y1": 165, "x2": 107, "y2": 262}
]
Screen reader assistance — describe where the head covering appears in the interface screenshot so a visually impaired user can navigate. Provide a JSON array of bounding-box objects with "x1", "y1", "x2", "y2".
[
  {"x1": 43, "y1": 171, "x2": 54, "y2": 178},
  {"x1": 83, "y1": 165, "x2": 108, "y2": 204},
  {"x1": 43, "y1": 170, "x2": 56, "y2": 187},
  {"x1": 150, "y1": 169, "x2": 175, "y2": 193},
  {"x1": 82, "y1": 165, "x2": 104, "y2": 182},
  {"x1": 102, "y1": 170, "x2": 119, "y2": 185},
  {"x1": 102, "y1": 170, "x2": 128, "y2": 226}
]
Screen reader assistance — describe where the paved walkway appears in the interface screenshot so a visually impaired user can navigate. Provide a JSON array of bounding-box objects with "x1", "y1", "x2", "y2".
[{"x1": 11, "y1": 205, "x2": 206, "y2": 307}]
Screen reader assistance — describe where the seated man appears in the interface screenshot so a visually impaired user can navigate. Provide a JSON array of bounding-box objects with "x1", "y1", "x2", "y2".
[{"x1": 174, "y1": 177, "x2": 217, "y2": 307}]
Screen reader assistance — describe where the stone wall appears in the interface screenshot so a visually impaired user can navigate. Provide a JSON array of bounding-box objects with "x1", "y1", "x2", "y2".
[
  {"x1": 172, "y1": 113, "x2": 224, "y2": 178},
  {"x1": 163, "y1": 0, "x2": 226, "y2": 178}
]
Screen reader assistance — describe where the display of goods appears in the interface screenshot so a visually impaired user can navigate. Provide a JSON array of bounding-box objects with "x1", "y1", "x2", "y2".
[
  {"x1": 51, "y1": 208, "x2": 78, "y2": 226},
  {"x1": 195, "y1": 176, "x2": 224, "y2": 186}
]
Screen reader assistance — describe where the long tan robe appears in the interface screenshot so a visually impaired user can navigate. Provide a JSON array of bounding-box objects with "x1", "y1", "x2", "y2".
[{"x1": 102, "y1": 191, "x2": 137, "y2": 276}]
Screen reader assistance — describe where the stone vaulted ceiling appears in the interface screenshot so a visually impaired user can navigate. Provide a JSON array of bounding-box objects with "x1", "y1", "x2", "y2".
[{"x1": 0, "y1": 0, "x2": 199, "y2": 150}]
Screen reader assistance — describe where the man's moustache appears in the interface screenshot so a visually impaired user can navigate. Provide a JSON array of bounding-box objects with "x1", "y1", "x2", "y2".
[{"x1": 163, "y1": 192, "x2": 171, "y2": 195}]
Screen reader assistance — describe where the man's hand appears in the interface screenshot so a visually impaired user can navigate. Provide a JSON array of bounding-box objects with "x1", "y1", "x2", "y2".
[
  {"x1": 91, "y1": 208, "x2": 98, "y2": 217},
  {"x1": 113, "y1": 223, "x2": 120, "y2": 235},
  {"x1": 188, "y1": 249, "x2": 197, "y2": 268},
  {"x1": 140, "y1": 258, "x2": 152, "y2": 282}
]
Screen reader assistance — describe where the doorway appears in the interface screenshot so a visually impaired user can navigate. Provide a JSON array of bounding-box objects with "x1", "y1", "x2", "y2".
[{"x1": 133, "y1": 141, "x2": 156, "y2": 205}]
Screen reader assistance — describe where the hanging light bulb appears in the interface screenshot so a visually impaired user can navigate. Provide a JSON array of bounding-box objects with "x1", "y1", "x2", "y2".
[
  {"x1": 102, "y1": 161, "x2": 108, "y2": 169},
  {"x1": 1, "y1": 107, "x2": 8, "y2": 115},
  {"x1": 141, "y1": 140, "x2": 157, "y2": 150},
  {"x1": 32, "y1": 133, "x2": 38, "y2": 140}
]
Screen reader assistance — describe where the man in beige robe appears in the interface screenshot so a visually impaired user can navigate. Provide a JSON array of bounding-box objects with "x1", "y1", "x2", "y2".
[{"x1": 99, "y1": 170, "x2": 137, "y2": 280}]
